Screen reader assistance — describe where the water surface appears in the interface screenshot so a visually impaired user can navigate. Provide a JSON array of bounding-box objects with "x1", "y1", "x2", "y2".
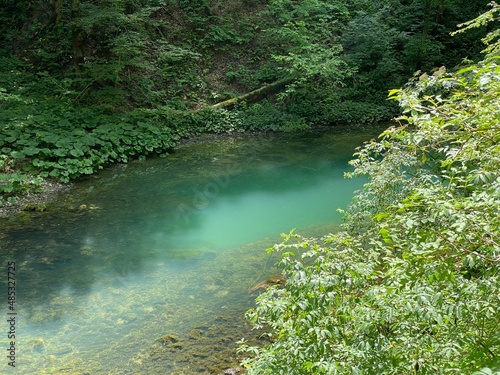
[{"x1": 0, "y1": 127, "x2": 381, "y2": 374}]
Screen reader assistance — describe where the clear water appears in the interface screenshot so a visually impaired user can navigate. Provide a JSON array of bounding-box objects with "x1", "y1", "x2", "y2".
[{"x1": 0, "y1": 127, "x2": 381, "y2": 374}]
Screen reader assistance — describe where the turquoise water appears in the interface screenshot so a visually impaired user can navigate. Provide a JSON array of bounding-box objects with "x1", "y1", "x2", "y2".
[{"x1": 0, "y1": 127, "x2": 381, "y2": 374}]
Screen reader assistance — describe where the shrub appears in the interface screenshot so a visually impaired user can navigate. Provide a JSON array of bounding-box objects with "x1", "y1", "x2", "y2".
[
  {"x1": 240, "y1": 6, "x2": 500, "y2": 374},
  {"x1": 237, "y1": 102, "x2": 309, "y2": 132}
]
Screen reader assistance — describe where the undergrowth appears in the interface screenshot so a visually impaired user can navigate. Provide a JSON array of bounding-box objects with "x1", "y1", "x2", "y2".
[{"x1": 0, "y1": 93, "x2": 314, "y2": 205}]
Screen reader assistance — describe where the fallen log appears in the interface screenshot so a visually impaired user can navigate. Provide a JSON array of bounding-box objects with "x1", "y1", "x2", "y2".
[{"x1": 212, "y1": 77, "x2": 294, "y2": 109}]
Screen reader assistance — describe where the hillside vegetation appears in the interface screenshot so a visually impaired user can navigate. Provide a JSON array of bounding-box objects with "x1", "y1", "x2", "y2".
[{"x1": 0, "y1": 0, "x2": 492, "y2": 203}]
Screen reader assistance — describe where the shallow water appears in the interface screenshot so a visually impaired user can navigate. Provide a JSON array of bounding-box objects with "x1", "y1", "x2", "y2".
[{"x1": 0, "y1": 127, "x2": 381, "y2": 374}]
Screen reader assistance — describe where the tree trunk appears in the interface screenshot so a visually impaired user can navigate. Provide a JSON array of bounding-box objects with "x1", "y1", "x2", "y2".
[
  {"x1": 53, "y1": 0, "x2": 63, "y2": 24},
  {"x1": 436, "y1": 0, "x2": 446, "y2": 23},
  {"x1": 415, "y1": 0, "x2": 433, "y2": 71},
  {"x1": 212, "y1": 78, "x2": 294, "y2": 110},
  {"x1": 71, "y1": 0, "x2": 85, "y2": 74}
]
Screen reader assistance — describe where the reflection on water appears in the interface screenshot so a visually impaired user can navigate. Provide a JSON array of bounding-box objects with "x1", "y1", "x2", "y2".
[{"x1": 0, "y1": 127, "x2": 380, "y2": 374}]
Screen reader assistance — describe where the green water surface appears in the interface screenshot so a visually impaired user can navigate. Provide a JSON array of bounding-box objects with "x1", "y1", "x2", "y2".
[{"x1": 0, "y1": 127, "x2": 381, "y2": 374}]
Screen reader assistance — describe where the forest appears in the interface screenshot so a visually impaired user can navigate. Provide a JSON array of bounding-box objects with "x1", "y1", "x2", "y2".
[
  {"x1": 0, "y1": 0, "x2": 493, "y2": 202},
  {"x1": 1, "y1": 0, "x2": 499, "y2": 374}
]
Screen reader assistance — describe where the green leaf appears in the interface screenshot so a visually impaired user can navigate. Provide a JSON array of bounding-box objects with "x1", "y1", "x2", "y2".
[
  {"x1": 22, "y1": 146, "x2": 41, "y2": 156},
  {"x1": 69, "y1": 148, "x2": 84, "y2": 157},
  {"x1": 10, "y1": 151, "x2": 26, "y2": 159}
]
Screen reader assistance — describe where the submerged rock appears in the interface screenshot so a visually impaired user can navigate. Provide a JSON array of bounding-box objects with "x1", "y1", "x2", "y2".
[
  {"x1": 266, "y1": 275, "x2": 286, "y2": 285},
  {"x1": 224, "y1": 367, "x2": 241, "y2": 375},
  {"x1": 250, "y1": 274, "x2": 287, "y2": 292},
  {"x1": 22, "y1": 204, "x2": 47, "y2": 212},
  {"x1": 159, "y1": 334, "x2": 183, "y2": 349}
]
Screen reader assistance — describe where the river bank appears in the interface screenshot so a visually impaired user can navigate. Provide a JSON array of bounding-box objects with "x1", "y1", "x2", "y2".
[{"x1": 0, "y1": 180, "x2": 70, "y2": 218}]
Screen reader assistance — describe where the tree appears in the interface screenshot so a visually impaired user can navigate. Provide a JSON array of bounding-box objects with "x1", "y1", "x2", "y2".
[
  {"x1": 341, "y1": 0, "x2": 491, "y2": 103},
  {"x1": 257, "y1": 0, "x2": 350, "y2": 93}
]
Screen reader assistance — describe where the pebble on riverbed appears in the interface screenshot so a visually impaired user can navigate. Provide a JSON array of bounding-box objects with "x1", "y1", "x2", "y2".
[{"x1": 224, "y1": 367, "x2": 241, "y2": 375}]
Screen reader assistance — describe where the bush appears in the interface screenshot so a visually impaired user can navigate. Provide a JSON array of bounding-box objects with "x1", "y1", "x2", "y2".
[
  {"x1": 0, "y1": 101, "x2": 180, "y2": 203},
  {"x1": 285, "y1": 84, "x2": 398, "y2": 126},
  {"x1": 237, "y1": 102, "x2": 309, "y2": 132}
]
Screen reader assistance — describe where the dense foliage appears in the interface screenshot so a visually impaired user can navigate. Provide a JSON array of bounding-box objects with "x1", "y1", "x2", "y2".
[
  {"x1": 239, "y1": 5, "x2": 500, "y2": 374},
  {"x1": 0, "y1": 0, "x2": 493, "y2": 202}
]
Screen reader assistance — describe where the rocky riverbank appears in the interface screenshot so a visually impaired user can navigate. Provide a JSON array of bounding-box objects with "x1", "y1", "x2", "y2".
[{"x1": 0, "y1": 181, "x2": 70, "y2": 219}]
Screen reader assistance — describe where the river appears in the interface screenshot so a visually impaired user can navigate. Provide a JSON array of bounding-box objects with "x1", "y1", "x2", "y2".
[{"x1": 0, "y1": 127, "x2": 381, "y2": 374}]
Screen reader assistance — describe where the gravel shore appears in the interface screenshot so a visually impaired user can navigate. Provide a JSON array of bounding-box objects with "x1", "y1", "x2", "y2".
[{"x1": 0, "y1": 181, "x2": 71, "y2": 218}]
